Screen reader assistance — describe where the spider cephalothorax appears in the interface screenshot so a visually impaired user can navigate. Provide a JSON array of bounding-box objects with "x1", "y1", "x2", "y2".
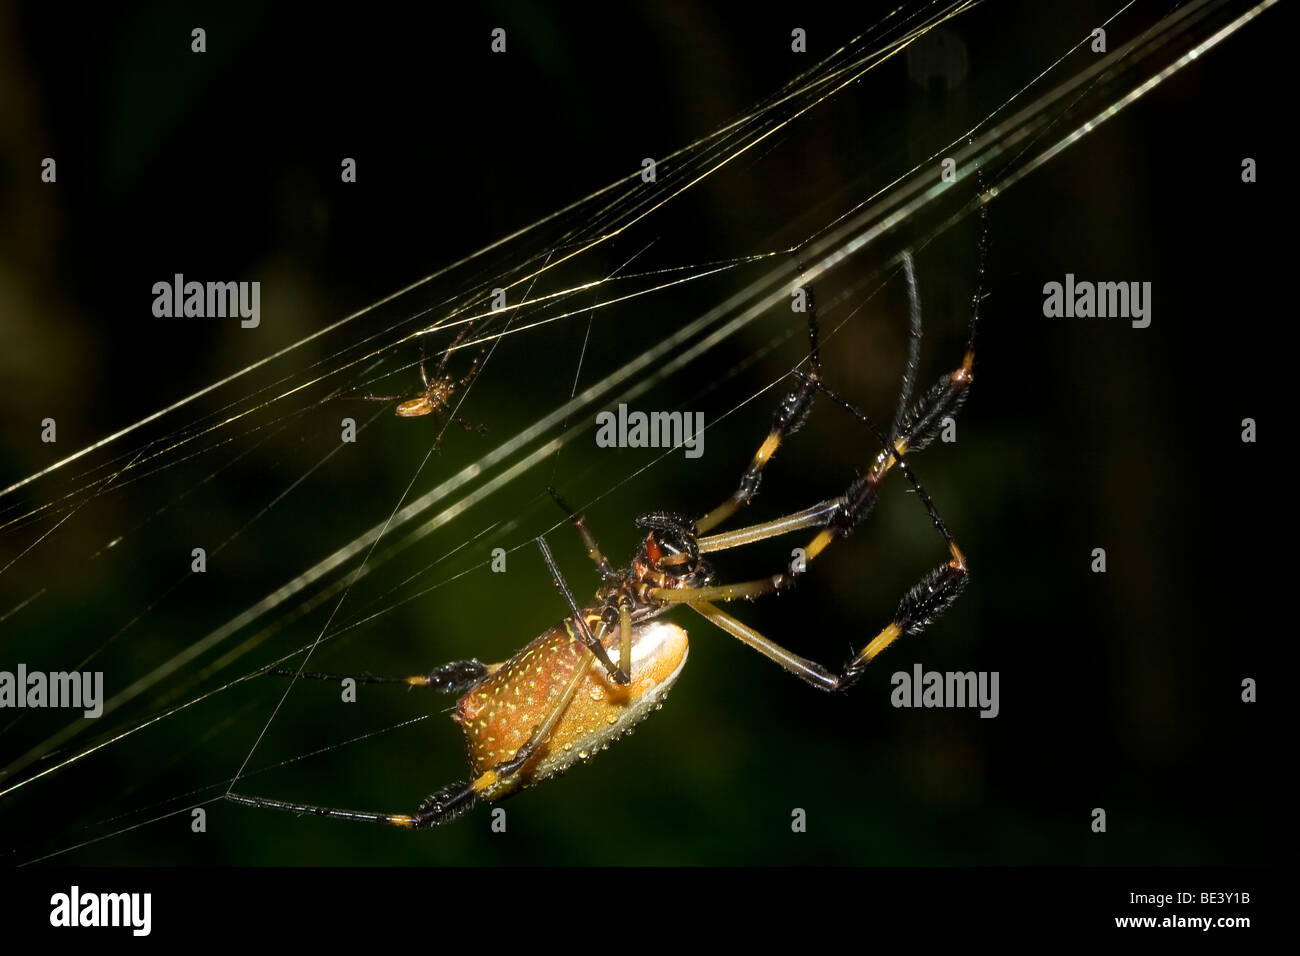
[{"x1": 626, "y1": 512, "x2": 714, "y2": 596}]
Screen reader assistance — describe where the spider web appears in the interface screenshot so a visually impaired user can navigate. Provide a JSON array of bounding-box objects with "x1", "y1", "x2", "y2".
[{"x1": 0, "y1": 0, "x2": 1273, "y2": 864}]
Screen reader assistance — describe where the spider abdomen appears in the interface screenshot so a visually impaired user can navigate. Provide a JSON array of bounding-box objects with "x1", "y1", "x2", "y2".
[{"x1": 454, "y1": 619, "x2": 689, "y2": 798}]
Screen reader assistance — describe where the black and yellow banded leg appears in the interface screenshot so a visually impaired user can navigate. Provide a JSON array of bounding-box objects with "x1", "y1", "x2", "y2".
[
  {"x1": 659, "y1": 376, "x2": 970, "y2": 691},
  {"x1": 682, "y1": 549, "x2": 966, "y2": 694},
  {"x1": 224, "y1": 780, "x2": 477, "y2": 829},
  {"x1": 262, "y1": 660, "x2": 490, "y2": 693},
  {"x1": 653, "y1": 371, "x2": 970, "y2": 608},
  {"x1": 227, "y1": 641, "x2": 604, "y2": 828},
  {"x1": 804, "y1": 239, "x2": 975, "y2": 563},
  {"x1": 657, "y1": 457, "x2": 966, "y2": 613},
  {"x1": 673, "y1": 328, "x2": 975, "y2": 600},
  {"x1": 836, "y1": 560, "x2": 967, "y2": 689},
  {"x1": 694, "y1": 220, "x2": 986, "y2": 566},
  {"x1": 696, "y1": 283, "x2": 823, "y2": 534},
  {"x1": 687, "y1": 460, "x2": 968, "y2": 693},
  {"x1": 229, "y1": 659, "x2": 491, "y2": 827}
]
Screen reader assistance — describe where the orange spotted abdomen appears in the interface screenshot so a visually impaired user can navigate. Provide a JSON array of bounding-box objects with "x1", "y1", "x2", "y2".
[{"x1": 454, "y1": 619, "x2": 689, "y2": 798}]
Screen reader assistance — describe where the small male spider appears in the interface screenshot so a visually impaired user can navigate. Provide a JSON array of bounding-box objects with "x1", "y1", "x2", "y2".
[
  {"x1": 228, "y1": 223, "x2": 988, "y2": 828},
  {"x1": 357, "y1": 323, "x2": 489, "y2": 445}
]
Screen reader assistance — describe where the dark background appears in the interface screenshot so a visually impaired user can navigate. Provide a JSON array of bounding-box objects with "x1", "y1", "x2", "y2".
[{"x1": 0, "y1": 0, "x2": 1280, "y2": 865}]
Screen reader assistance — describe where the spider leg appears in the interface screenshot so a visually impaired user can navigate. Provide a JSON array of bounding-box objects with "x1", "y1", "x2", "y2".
[
  {"x1": 449, "y1": 416, "x2": 488, "y2": 435},
  {"x1": 667, "y1": 382, "x2": 968, "y2": 691},
  {"x1": 226, "y1": 646, "x2": 601, "y2": 826},
  {"x1": 544, "y1": 487, "x2": 631, "y2": 672},
  {"x1": 429, "y1": 315, "x2": 486, "y2": 382},
  {"x1": 655, "y1": 330, "x2": 971, "y2": 605},
  {"x1": 463, "y1": 644, "x2": 601, "y2": 797},
  {"x1": 226, "y1": 659, "x2": 493, "y2": 828},
  {"x1": 686, "y1": 551, "x2": 965, "y2": 694},
  {"x1": 794, "y1": 242, "x2": 974, "y2": 570},
  {"x1": 696, "y1": 277, "x2": 822, "y2": 534},
  {"x1": 684, "y1": 234, "x2": 982, "y2": 576},
  {"x1": 224, "y1": 782, "x2": 477, "y2": 829},
  {"x1": 657, "y1": 232, "x2": 989, "y2": 689},
  {"x1": 654, "y1": 406, "x2": 966, "y2": 608},
  {"x1": 663, "y1": 408, "x2": 966, "y2": 691},
  {"x1": 457, "y1": 339, "x2": 490, "y2": 388},
  {"x1": 434, "y1": 324, "x2": 490, "y2": 435},
  {"x1": 260, "y1": 659, "x2": 489, "y2": 694},
  {"x1": 547, "y1": 487, "x2": 615, "y2": 579},
  {"x1": 537, "y1": 536, "x2": 629, "y2": 684},
  {"x1": 696, "y1": 182, "x2": 988, "y2": 540}
]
